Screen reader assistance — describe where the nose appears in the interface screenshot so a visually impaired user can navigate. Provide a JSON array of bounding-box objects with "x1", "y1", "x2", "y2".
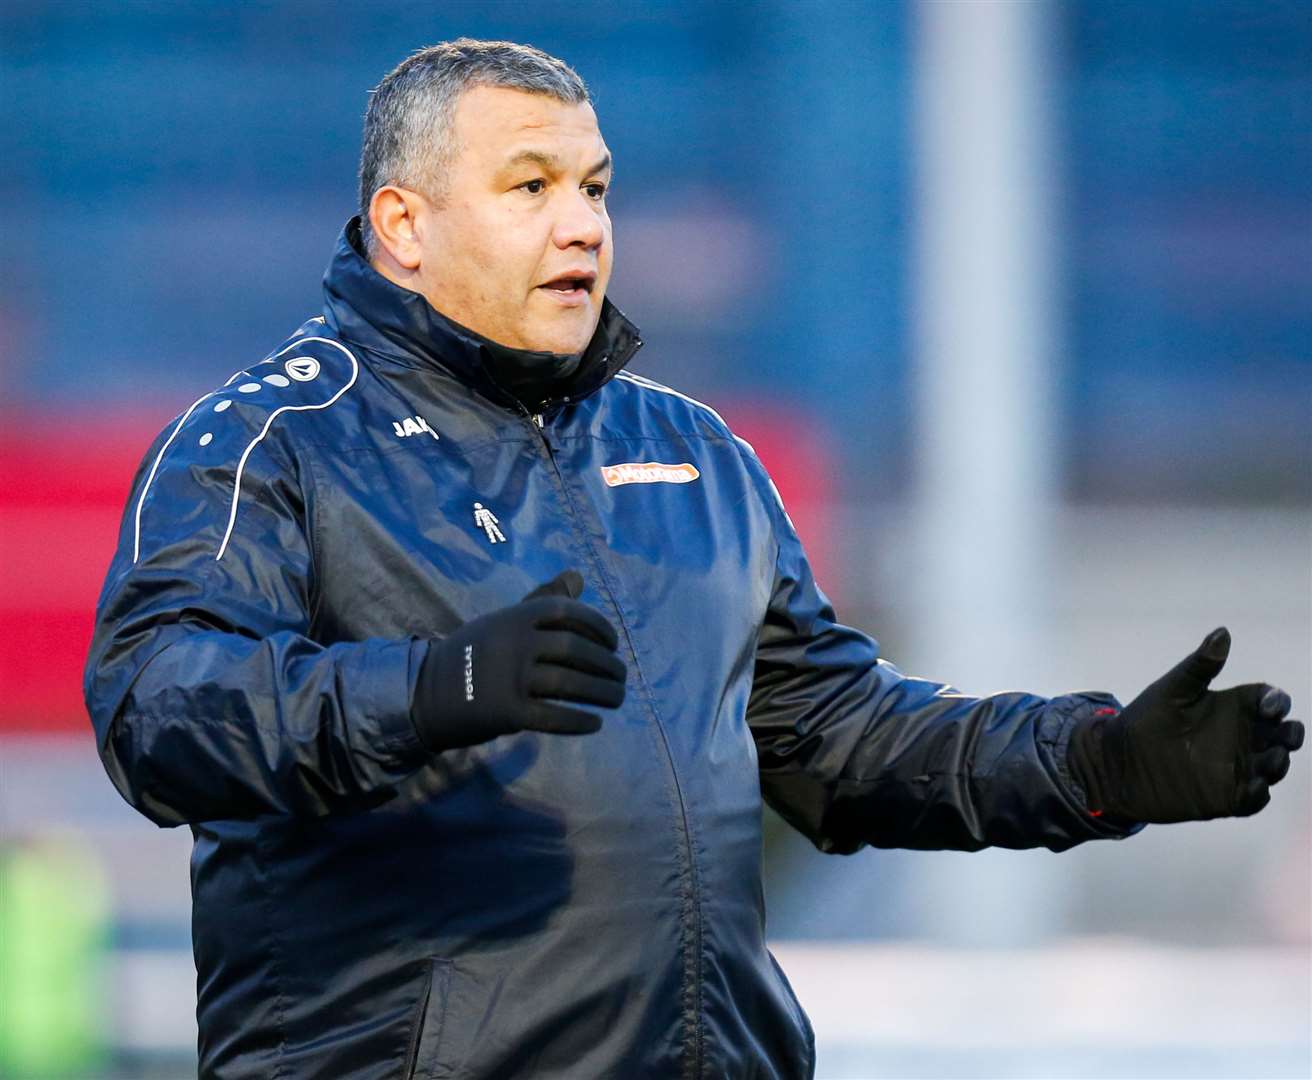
[{"x1": 551, "y1": 190, "x2": 605, "y2": 252}]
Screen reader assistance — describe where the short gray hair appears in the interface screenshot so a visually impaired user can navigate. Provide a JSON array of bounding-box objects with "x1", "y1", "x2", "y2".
[{"x1": 358, "y1": 38, "x2": 590, "y2": 257}]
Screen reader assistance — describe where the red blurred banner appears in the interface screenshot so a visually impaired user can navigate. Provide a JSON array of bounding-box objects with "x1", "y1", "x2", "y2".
[{"x1": 0, "y1": 411, "x2": 152, "y2": 734}]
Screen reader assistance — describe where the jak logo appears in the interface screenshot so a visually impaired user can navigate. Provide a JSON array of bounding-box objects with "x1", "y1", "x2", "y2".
[{"x1": 393, "y1": 415, "x2": 438, "y2": 440}]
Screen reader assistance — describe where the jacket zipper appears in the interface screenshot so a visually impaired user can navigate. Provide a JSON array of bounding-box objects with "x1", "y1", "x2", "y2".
[
  {"x1": 524, "y1": 405, "x2": 705, "y2": 1078},
  {"x1": 401, "y1": 960, "x2": 434, "y2": 1079}
]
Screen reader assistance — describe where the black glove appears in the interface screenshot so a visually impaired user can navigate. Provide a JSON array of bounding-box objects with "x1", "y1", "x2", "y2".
[
  {"x1": 1068, "y1": 627, "x2": 1305, "y2": 824},
  {"x1": 410, "y1": 570, "x2": 627, "y2": 753}
]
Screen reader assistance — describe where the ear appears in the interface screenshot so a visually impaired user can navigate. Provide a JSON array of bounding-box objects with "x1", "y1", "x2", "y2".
[{"x1": 368, "y1": 186, "x2": 427, "y2": 271}]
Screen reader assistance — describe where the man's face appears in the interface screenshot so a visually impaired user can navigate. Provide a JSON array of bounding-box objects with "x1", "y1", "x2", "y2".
[{"x1": 412, "y1": 85, "x2": 613, "y2": 355}]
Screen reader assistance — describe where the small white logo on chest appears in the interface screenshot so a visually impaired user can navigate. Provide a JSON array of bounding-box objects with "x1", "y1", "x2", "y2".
[
  {"x1": 473, "y1": 502, "x2": 506, "y2": 544},
  {"x1": 392, "y1": 415, "x2": 438, "y2": 440}
]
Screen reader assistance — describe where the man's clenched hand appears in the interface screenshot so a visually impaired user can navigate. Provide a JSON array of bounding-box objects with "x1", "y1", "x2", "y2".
[
  {"x1": 1068, "y1": 628, "x2": 1305, "y2": 824},
  {"x1": 411, "y1": 570, "x2": 627, "y2": 753}
]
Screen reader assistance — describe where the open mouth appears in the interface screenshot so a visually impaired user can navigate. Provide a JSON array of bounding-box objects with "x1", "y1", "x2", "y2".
[{"x1": 538, "y1": 271, "x2": 596, "y2": 302}]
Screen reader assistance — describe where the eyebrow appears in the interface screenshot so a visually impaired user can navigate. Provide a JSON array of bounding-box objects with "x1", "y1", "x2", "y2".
[{"x1": 501, "y1": 149, "x2": 613, "y2": 178}]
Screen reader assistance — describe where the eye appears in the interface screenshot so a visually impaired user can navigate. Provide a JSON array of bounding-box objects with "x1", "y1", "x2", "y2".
[
  {"x1": 583, "y1": 182, "x2": 608, "y2": 201},
  {"x1": 519, "y1": 179, "x2": 547, "y2": 195}
]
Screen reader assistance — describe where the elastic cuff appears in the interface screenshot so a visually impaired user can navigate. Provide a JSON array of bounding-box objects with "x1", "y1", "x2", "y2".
[
  {"x1": 1046, "y1": 692, "x2": 1144, "y2": 840},
  {"x1": 336, "y1": 636, "x2": 428, "y2": 766}
]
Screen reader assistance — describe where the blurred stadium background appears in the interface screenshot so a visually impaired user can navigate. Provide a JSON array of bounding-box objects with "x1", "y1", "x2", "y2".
[{"x1": 1, "y1": 1, "x2": 1308, "y2": 1077}]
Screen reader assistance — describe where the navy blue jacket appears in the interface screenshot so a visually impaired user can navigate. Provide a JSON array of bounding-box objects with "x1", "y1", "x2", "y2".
[{"x1": 86, "y1": 221, "x2": 1136, "y2": 1079}]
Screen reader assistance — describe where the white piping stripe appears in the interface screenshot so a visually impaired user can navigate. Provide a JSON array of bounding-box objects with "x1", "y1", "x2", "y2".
[
  {"x1": 132, "y1": 393, "x2": 213, "y2": 563},
  {"x1": 614, "y1": 370, "x2": 762, "y2": 458},
  {"x1": 134, "y1": 364, "x2": 280, "y2": 561},
  {"x1": 215, "y1": 337, "x2": 359, "y2": 561},
  {"x1": 615, "y1": 371, "x2": 732, "y2": 430},
  {"x1": 133, "y1": 338, "x2": 357, "y2": 565}
]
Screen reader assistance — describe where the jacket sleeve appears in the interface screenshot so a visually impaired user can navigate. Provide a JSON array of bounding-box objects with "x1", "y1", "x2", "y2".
[
  {"x1": 738, "y1": 447, "x2": 1142, "y2": 854},
  {"x1": 84, "y1": 407, "x2": 429, "y2": 827}
]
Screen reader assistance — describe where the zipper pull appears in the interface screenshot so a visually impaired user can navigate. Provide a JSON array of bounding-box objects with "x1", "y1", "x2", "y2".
[{"x1": 531, "y1": 410, "x2": 559, "y2": 454}]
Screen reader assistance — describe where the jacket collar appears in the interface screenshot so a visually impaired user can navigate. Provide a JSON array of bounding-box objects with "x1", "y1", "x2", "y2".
[{"x1": 321, "y1": 217, "x2": 642, "y2": 411}]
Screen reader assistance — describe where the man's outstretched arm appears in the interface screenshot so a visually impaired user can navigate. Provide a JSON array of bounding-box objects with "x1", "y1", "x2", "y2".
[{"x1": 739, "y1": 447, "x2": 1302, "y2": 854}]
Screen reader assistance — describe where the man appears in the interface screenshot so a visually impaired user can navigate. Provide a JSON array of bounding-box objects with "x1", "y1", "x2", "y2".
[{"x1": 85, "y1": 39, "x2": 1303, "y2": 1079}]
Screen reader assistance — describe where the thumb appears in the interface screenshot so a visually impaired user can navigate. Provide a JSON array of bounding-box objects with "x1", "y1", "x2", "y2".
[
  {"x1": 522, "y1": 569, "x2": 584, "y2": 603},
  {"x1": 1161, "y1": 627, "x2": 1231, "y2": 701}
]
